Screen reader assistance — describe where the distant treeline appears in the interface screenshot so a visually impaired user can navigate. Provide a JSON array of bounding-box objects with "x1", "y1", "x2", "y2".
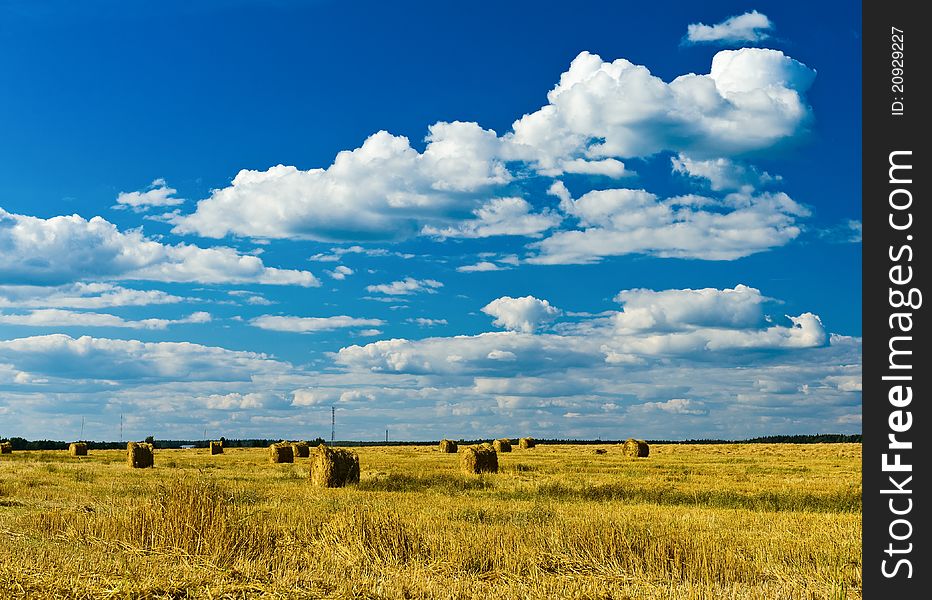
[{"x1": 0, "y1": 433, "x2": 861, "y2": 451}]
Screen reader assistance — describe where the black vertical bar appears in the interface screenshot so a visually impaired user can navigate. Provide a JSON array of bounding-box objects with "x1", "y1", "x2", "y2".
[{"x1": 862, "y1": 0, "x2": 927, "y2": 596}]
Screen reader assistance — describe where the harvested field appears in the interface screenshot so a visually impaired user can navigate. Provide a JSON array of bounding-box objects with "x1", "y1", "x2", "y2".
[{"x1": 0, "y1": 443, "x2": 862, "y2": 598}]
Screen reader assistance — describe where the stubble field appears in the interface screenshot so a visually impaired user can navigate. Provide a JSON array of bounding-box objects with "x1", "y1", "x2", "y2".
[{"x1": 0, "y1": 442, "x2": 861, "y2": 599}]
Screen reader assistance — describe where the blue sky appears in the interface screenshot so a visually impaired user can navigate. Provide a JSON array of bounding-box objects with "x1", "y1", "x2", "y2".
[{"x1": 0, "y1": 0, "x2": 861, "y2": 441}]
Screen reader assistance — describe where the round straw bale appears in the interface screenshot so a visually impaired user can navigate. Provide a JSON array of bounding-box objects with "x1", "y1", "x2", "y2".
[
  {"x1": 438, "y1": 439, "x2": 458, "y2": 453},
  {"x1": 126, "y1": 442, "x2": 154, "y2": 468},
  {"x1": 492, "y1": 438, "x2": 512, "y2": 453},
  {"x1": 622, "y1": 438, "x2": 649, "y2": 457},
  {"x1": 309, "y1": 444, "x2": 360, "y2": 487},
  {"x1": 269, "y1": 442, "x2": 294, "y2": 463},
  {"x1": 0, "y1": 441, "x2": 12, "y2": 454},
  {"x1": 460, "y1": 445, "x2": 498, "y2": 474},
  {"x1": 518, "y1": 437, "x2": 535, "y2": 449},
  {"x1": 209, "y1": 441, "x2": 223, "y2": 455},
  {"x1": 291, "y1": 441, "x2": 310, "y2": 458},
  {"x1": 69, "y1": 442, "x2": 88, "y2": 457}
]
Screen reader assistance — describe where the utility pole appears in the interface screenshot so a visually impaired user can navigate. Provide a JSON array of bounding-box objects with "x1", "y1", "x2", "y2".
[
  {"x1": 386, "y1": 428, "x2": 389, "y2": 443},
  {"x1": 120, "y1": 414, "x2": 123, "y2": 443},
  {"x1": 80, "y1": 416, "x2": 85, "y2": 441},
  {"x1": 331, "y1": 406, "x2": 335, "y2": 444}
]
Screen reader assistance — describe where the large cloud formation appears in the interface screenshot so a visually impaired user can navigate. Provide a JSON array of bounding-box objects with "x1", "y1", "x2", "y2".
[
  {"x1": 0, "y1": 208, "x2": 318, "y2": 287},
  {"x1": 171, "y1": 49, "x2": 815, "y2": 256}
]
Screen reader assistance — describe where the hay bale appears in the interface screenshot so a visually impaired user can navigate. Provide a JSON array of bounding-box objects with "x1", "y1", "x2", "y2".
[
  {"x1": 594, "y1": 448, "x2": 607, "y2": 455},
  {"x1": 69, "y1": 442, "x2": 88, "y2": 457},
  {"x1": 127, "y1": 442, "x2": 154, "y2": 468},
  {"x1": 209, "y1": 441, "x2": 223, "y2": 455},
  {"x1": 460, "y1": 445, "x2": 498, "y2": 474},
  {"x1": 492, "y1": 438, "x2": 512, "y2": 453},
  {"x1": 438, "y1": 439, "x2": 458, "y2": 453},
  {"x1": 0, "y1": 442, "x2": 12, "y2": 454},
  {"x1": 291, "y1": 441, "x2": 310, "y2": 458},
  {"x1": 518, "y1": 437, "x2": 535, "y2": 449},
  {"x1": 309, "y1": 444, "x2": 360, "y2": 487},
  {"x1": 622, "y1": 438, "x2": 649, "y2": 458},
  {"x1": 269, "y1": 442, "x2": 294, "y2": 463}
]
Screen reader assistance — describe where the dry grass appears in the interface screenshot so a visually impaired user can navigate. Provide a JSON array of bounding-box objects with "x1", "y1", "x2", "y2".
[{"x1": 0, "y1": 443, "x2": 862, "y2": 598}]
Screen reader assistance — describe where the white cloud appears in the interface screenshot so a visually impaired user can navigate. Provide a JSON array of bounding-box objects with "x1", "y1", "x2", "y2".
[
  {"x1": 671, "y1": 154, "x2": 780, "y2": 191},
  {"x1": 506, "y1": 48, "x2": 815, "y2": 166},
  {"x1": 0, "y1": 283, "x2": 187, "y2": 309},
  {"x1": 686, "y1": 11, "x2": 773, "y2": 44},
  {"x1": 421, "y1": 197, "x2": 560, "y2": 239},
  {"x1": 308, "y1": 245, "x2": 412, "y2": 262},
  {"x1": 408, "y1": 318, "x2": 448, "y2": 327},
  {"x1": 0, "y1": 309, "x2": 211, "y2": 330},
  {"x1": 201, "y1": 392, "x2": 285, "y2": 410},
  {"x1": 172, "y1": 123, "x2": 511, "y2": 242},
  {"x1": 528, "y1": 188, "x2": 809, "y2": 263},
  {"x1": 169, "y1": 49, "x2": 815, "y2": 248},
  {"x1": 612, "y1": 285, "x2": 767, "y2": 331},
  {"x1": 338, "y1": 285, "x2": 829, "y2": 377},
  {"x1": 250, "y1": 315, "x2": 384, "y2": 333},
  {"x1": 0, "y1": 334, "x2": 289, "y2": 383},
  {"x1": 481, "y1": 295, "x2": 562, "y2": 333},
  {"x1": 366, "y1": 277, "x2": 443, "y2": 296},
  {"x1": 114, "y1": 179, "x2": 184, "y2": 211},
  {"x1": 631, "y1": 398, "x2": 708, "y2": 415},
  {"x1": 0, "y1": 208, "x2": 319, "y2": 287},
  {"x1": 326, "y1": 265, "x2": 354, "y2": 280},
  {"x1": 551, "y1": 158, "x2": 630, "y2": 177},
  {"x1": 456, "y1": 261, "x2": 503, "y2": 273}
]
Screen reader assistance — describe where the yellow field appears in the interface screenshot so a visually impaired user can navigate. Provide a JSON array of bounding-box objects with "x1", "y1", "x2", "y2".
[{"x1": 0, "y1": 443, "x2": 861, "y2": 599}]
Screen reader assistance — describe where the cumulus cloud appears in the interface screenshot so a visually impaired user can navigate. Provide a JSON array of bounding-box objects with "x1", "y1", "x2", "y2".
[
  {"x1": 172, "y1": 123, "x2": 511, "y2": 242},
  {"x1": 631, "y1": 398, "x2": 707, "y2": 415},
  {"x1": 366, "y1": 277, "x2": 443, "y2": 296},
  {"x1": 671, "y1": 154, "x2": 780, "y2": 191},
  {"x1": 200, "y1": 392, "x2": 288, "y2": 410},
  {"x1": 338, "y1": 285, "x2": 829, "y2": 377},
  {"x1": 685, "y1": 11, "x2": 773, "y2": 44},
  {"x1": 456, "y1": 261, "x2": 503, "y2": 273},
  {"x1": 250, "y1": 314, "x2": 384, "y2": 333},
  {"x1": 0, "y1": 283, "x2": 187, "y2": 309},
  {"x1": 612, "y1": 285, "x2": 767, "y2": 331},
  {"x1": 421, "y1": 197, "x2": 560, "y2": 239},
  {"x1": 408, "y1": 318, "x2": 448, "y2": 327},
  {"x1": 326, "y1": 265, "x2": 354, "y2": 280},
  {"x1": 528, "y1": 187, "x2": 809, "y2": 263},
  {"x1": 0, "y1": 334, "x2": 289, "y2": 383},
  {"x1": 0, "y1": 208, "x2": 318, "y2": 287},
  {"x1": 481, "y1": 296, "x2": 562, "y2": 332},
  {"x1": 506, "y1": 48, "x2": 815, "y2": 166},
  {"x1": 114, "y1": 178, "x2": 184, "y2": 211},
  {"x1": 170, "y1": 50, "x2": 815, "y2": 247},
  {"x1": 0, "y1": 309, "x2": 211, "y2": 330}
]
